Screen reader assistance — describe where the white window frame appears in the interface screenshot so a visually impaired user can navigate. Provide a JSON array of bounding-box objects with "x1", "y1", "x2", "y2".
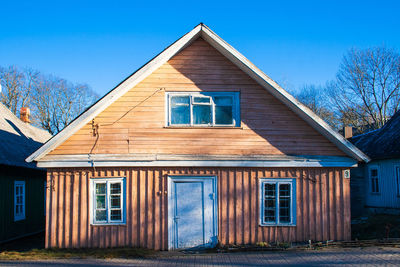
[
  {"x1": 90, "y1": 177, "x2": 126, "y2": 225},
  {"x1": 166, "y1": 92, "x2": 240, "y2": 127},
  {"x1": 369, "y1": 165, "x2": 380, "y2": 194},
  {"x1": 14, "y1": 181, "x2": 26, "y2": 221},
  {"x1": 259, "y1": 178, "x2": 296, "y2": 226}
]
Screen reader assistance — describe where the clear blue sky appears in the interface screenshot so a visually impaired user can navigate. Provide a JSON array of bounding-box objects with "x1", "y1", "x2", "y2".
[{"x1": 1, "y1": 0, "x2": 399, "y2": 95}]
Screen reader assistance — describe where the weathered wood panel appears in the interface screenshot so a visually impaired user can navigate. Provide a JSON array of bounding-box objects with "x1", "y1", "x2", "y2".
[
  {"x1": 46, "y1": 166, "x2": 350, "y2": 249},
  {"x1": 47, "y1": 38, "x2": 345, "y2": 157}
]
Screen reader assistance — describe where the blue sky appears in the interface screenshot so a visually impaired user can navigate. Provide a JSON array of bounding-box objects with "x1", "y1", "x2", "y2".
[{"x1": 1, "y1": 0, "x2": 399, "y2": 95}]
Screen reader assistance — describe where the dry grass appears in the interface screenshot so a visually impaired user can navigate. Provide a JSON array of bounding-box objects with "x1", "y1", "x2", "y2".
[{"x1": 0, "y1": 247, "x2": 154, "y2": 260}]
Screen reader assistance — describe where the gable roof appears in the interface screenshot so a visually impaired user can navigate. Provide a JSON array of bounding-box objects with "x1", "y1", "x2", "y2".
[
  {"x1": 0, "y1": 103, "x2": 51, "y2": 169},
  {"x1": 350, "y1": 111, "x2": 400, "y2": 160},
  {"x1": 26, "y1": 23, "x2": 370, "y2": 163}
]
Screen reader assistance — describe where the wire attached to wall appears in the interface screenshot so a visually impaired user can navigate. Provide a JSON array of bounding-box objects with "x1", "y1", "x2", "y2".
[
  {"x1": 99, "y1": 87, "x2": 164, "y2": 127},
  {"x1": 87, "y1": 88, "x2": 165, "y2": 174}
]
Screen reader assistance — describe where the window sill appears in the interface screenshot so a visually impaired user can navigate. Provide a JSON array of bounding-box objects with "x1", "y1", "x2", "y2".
[
  {"x1": 14, "y1": 217, "x2": 25, "y2": 222},
  {"x1": 259, "y1": 223, "x2": 296, "y2": 227},
  {"x1": 164, "y1": 126, "x2": 243, "y2": 129},
  {"x1": 91, "y1": 223, "x2": 126, "y2": 226}
]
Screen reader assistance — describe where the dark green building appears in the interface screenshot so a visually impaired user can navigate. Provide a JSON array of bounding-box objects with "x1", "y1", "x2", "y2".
[{"x1": 0, "y1": 103, "x2": 51, "y2": 243}]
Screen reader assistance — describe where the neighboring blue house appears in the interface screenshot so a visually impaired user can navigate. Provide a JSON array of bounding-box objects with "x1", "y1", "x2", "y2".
[{"x1": 350, "y1": 111, "x2": 400, "y2": 216}]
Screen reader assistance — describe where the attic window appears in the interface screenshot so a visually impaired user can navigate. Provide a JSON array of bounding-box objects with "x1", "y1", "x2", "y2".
[{"x1": 167, "y1": 92, "x2": 240, "y2": 127}]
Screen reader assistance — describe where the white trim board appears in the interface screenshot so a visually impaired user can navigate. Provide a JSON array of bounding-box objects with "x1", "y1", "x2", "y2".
[
  {"x1": 26, "y1": 23, "x2": 370, "y2": 163},
  {"x1": 37, "y1": 155, "x2": 358, "y2": 168}
]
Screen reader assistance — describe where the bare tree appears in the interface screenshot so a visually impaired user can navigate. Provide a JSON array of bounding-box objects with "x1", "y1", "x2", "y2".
[
  {"x1": 0, "y1": 66, "x2": 39, "y2": 114},
  {"x1": 0, "y1": 65, "x2": 98, "y2": 135},
  {"x1": 327, "y1": 46, "x2": 400, "y2": 132},
  {"x1": 31, "y1": 75, "x2": 98, "y2": 134},
  {"x1": 293, "y1": 84, "x2": 337, "y2": 128}
]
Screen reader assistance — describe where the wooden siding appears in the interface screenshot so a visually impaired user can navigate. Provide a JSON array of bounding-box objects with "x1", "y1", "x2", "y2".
[
  {"x1": 0, "y1": 166, "x2": 46, "y2": 243},
  {"x1": 361, "y1": 159, "x2": 400, "y2": 210},
  {"x1": 46, "y1": 167, "x2": 350, "y2": 249},
  {"x1": 47, "y1": 38, "x2": 345, "y2": 157}
]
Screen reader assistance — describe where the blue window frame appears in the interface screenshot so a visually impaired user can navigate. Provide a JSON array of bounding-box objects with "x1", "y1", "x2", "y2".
[
  {"x1": 166, "y1": 92, "x2": 240, "y2": 127},
  {"x1": 259, "y1": 178, "x2": 296, "y2": 226}
]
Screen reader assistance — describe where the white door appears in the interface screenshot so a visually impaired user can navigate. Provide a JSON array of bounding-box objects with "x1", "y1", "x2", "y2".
[{"x1": 168, "y1": 176, "x2": 218, "y2": 250}]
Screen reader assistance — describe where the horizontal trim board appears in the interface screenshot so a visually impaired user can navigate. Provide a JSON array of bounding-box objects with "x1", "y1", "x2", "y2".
[{"x1": 37, "y1": 157, "x2": 357, "y2": 168}]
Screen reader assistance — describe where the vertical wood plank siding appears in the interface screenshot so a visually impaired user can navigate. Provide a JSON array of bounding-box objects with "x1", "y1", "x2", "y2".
[{"x1": 46, "y1": 167, "x2": 350, "y2": 249}]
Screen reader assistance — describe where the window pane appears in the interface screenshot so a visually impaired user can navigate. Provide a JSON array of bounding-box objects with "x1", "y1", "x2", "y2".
[
  {"x1": 265, "y1": 199, "x2": 275, "y2": 211},
  {"x1": 397, "y1": 167, "x2": 400, "y2": 195},
  {"x1": 171, "y1": 96, "x2": 190, "y2": 124},
  {"x1": 110, "y1": 183, "x2": 121, "y2": 194},
  {"x1": 96, "y1": 195, "x2": 106, "y2": 209},
  {"x1": 264, "y1": 209, "x2": 275, "y2": 222},
  {"x1": 171, "y1": 96, "x2": 189, "y2": 105},
  {"x1": 193, "y1": 105, "x2": 211, "y2": 124},
  {"x1": 279, "y1": 206, "x2": 290, "y2": 223},
  {"x1": 110, "y1": 195, "x2": 121, "y2": 208},
  {"x1": 171, "y1": 105, "x2": 190, "y2": 124},
  {"x1": 279, "y1": 184, "x2": 290, "y2": 197},
  {"x1": 96, "y1": 210, "x2": 107, "y2": 221},
  {"x1": 96, "y1": 183, "x2": 106, "y2": 194},
  {"x1": 215, "y1": 106, "x2": 233, "y2": 125},
  {"x1": 214, "y1": 96, "x2": 232, "y2": 106},
  {"x1": 279, "y1": 184, "x2": 291, "y2": 223},
  {"x1": 110, "y1": 210, "x2": 122, "y2": 221},
  {"x1": 265, "y1": 184, "x2": 276, "y2": 197},
  {"x1": 264, "y1": 183, "x2": 276, "y2": 222},
  {"x1": 193, "y1": 97, "x2": 210, "y2": 104}
]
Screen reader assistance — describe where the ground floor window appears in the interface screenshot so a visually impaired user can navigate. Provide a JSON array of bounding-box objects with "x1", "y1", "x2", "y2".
[
  {"x1": 369, "y1": 166, "x2": 380, "y2": 193},
  {"x1": 14, "y1": 181, "x2": 25, "y2": 221},
  {"x1": 90, "y1": 177, "x2": 125, "y2": 224},
  {"x1": 259, "y1": 178, "x2": 296, "y2": 226},
  {"x1": 396, "y1": 166, "x2": 400, "y2": 196}
]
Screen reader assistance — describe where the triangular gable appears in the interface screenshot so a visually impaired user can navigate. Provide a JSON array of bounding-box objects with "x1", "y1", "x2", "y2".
[{"x1": 26, "y1": 24, "x2": 370, "y2": 163}]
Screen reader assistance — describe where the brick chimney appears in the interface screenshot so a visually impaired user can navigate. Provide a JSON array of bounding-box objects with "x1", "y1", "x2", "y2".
[
  {"x1": 20, "y1": 107, "x2": 31, "y2": 123},
  {"x1": 343, "y1": 126, "x2": 353, "y2": 139}
]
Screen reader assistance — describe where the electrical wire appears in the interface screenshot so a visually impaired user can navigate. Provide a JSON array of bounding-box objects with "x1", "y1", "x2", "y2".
[{"x1": 87, "y1": 88, "x2": 165, "y2": 174}]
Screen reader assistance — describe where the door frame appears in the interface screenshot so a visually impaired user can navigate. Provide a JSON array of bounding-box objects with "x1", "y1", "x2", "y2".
[{"x1": 167, "y1": 175, "x2": 218, "y2": 250}]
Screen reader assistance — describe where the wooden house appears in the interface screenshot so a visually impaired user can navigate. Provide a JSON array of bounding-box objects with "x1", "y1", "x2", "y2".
[
  {"x1": 27, "y1": 24, "x2": 369, "y2": 250},
  {"x1": 0, "y1": 103, "x2": 51, "y2": 243},
  {"x1": 350, "y1": 111, "x2": 400, "y2": 216}
]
